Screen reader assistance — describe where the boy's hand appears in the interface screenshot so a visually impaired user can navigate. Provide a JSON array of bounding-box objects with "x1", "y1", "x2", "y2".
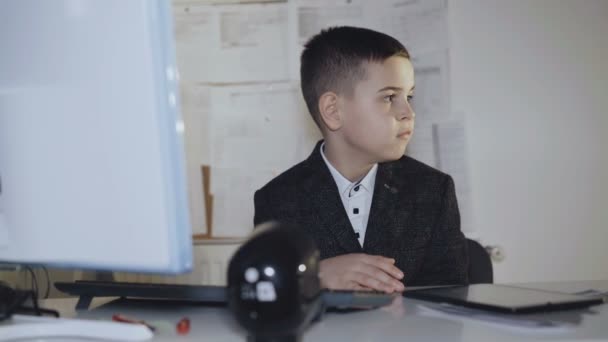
[{"x1": 319, "y1": 254, "x2": 405, "y2": 293}]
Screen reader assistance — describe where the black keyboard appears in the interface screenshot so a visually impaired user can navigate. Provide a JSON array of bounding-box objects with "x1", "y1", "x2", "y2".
[
  {"x1": 55, "y1": 280, "x2": 227, "y2": 309},
  {"x1": 55, "y1": 280, "x2": 396, "y2": 310},
  {"x1": 321, "y1": 289, "x2": 397, "y2": 309}
]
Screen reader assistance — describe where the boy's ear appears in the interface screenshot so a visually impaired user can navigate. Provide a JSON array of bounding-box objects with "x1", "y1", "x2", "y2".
[{"x1": 318, "y1": 91, "x2": 342, "y2": 131}]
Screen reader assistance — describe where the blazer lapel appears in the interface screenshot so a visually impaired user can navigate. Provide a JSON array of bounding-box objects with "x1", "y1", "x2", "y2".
[
  {"x1": 363, "y1": 161, "x2": 411, "y2": 252},
  {"x1": 302, "y1": 142, "x2": 362, "y2": 254}
]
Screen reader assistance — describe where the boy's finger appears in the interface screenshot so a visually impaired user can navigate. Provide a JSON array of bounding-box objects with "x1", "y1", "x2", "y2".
[
  {"x1": 350, "y1": 282, "x2": 373, "y2": 291},
  {"x1": 351, "y1": 270, "x2": 398, "y2": 293},
  {"x1": 354, "y1": 263, "x2": 404, "y2": 291},
  {"x1": 350, "y1": 271, "x2": 389, "y2": 292},
  {"x1": 362, "y1": 255, "x2": 404, "y2": 280}
]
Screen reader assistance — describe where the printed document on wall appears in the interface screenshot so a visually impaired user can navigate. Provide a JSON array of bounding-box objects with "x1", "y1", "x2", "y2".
[
  {"x1": 434, "y1": 120, "x2": 474, "y2": 234},
  {"x1": 210, "y1": 167, "x2": 277, "y2": 236},
  {"x1": 287, "y1": 0, "x2": 448, "y2": 79},
  {"x1": 174, "y1": 2, "x2": 289, "y2": 83},
  {"x1": 208, "y1": 83, "x2": 302, "y2": 172},
  {"x1": 179, "y1": 84, "x2": 211, "y2": 235}
]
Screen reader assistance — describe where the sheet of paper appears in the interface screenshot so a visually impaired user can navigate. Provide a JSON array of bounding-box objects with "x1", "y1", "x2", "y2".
[
  {"x1": 173, "y1": 4, "x2": 217, "y2": 83},
  {"x1": 209, "y1": 167, "x2": 277, "y2": 237},
  {"x1": 433, "y1": 120, "x2": 474, "y2": 233},
  {"x1": 288, "y1": 0, "x2": 448, "y2": 79},
  {"x1": 417, "y1": 304, "x2": 576, "y2": 334},
  {"x1": 406, "y1": 122, "x2": 437, "y2": 167},
  {"x1": 179, "y1": 83, "x2": 211, "y2": 235},
  {"x1": 287, "y1": 0, "x2": 365, "y2": 79},
  {"x1": 372, "y1": 0, "x2": 449, "y2": 57},
  {"x1": 433, "y1": 121, "x2": 470, "y2": 196},
  {"x1": 208, "y1": 83, "x2": 310, "y2": 172},
  {"x1": 180, "y1": 83, "x2": 211, "y2": 164},
  {"x1": 411, "y1": 67, "x2": 443, "y2": 117},
  {"x1": 292, "y1": 87, "x2": 324, "y2": 159},
  {"x1": 174, "y1": 2, "x2": 289, "y2": 83},
  {"x1": 411, "y1": 50, "x2": 451, "y2": 119},
  {"x1": 294, "y1": 0, "x2": 364, "y2": 44}
]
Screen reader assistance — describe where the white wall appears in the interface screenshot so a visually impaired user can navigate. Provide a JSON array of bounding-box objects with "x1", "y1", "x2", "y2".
[{"x1": 448, "y1": 0, "x2": 608, "y2": 283}]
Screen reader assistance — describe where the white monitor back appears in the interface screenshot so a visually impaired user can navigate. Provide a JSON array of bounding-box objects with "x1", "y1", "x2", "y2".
[{"x1": 0, "y1": 0, "x2": 193, "y2": 273}]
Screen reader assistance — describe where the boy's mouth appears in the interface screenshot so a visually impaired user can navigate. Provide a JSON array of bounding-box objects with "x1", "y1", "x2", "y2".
[{"x1": 397, "y1": 130, "x2": 412, "y2": 139}]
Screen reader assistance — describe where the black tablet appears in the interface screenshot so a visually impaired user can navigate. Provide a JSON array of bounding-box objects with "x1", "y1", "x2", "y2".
[{"x1": 402, "y1": 284, "x2": 605, "y2": 314}]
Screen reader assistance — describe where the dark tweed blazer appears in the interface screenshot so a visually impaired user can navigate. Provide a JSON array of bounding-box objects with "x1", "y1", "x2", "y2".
[{"x1": 253, "y1": 141, "x2": 469, "y2": 286}]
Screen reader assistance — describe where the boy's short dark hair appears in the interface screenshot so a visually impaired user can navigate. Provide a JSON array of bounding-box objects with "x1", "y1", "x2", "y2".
[{"x1": 300, "y1": 26, "x2": 410, "y2": 128}]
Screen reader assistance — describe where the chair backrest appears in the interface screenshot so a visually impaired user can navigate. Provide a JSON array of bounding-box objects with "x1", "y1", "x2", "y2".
[{"x1": 466, "y1": 238, "x2": 493, "y2": 284}]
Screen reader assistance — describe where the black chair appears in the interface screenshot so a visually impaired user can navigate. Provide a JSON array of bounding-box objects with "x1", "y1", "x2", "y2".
[{"x1": 466, "y1": 238, "x2": 493, "y2": 284}]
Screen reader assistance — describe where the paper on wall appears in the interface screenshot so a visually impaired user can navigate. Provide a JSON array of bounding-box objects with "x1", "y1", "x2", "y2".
[
  {"x1": 433, "y1": 120, "x2": 474, "y2": 233},
  {"x1": 208, "y1": 83, "x2": 304, "y2": 172},
  {"x1": 209, "y1": 167, "x2": 277, "y2": 236},
  {"x1": 179, "y1": 83, "x2": 212, "y2": 235},
  {"x1": 288, "y1": 0, "x2": 448, "y2": 79},
  {"x1": 174, "y1": 2, "x2": 289, "y2": 83}
]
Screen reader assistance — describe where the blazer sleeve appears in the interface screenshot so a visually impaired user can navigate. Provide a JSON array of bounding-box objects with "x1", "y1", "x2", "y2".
[{"x1": 411, "y1": 175, "x2": 469, "y2": 286}]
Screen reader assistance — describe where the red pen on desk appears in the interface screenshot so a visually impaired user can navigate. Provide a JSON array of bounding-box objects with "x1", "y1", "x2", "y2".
[{"x1": 112, "y1": 314, "x2": 156, "y2": 332}]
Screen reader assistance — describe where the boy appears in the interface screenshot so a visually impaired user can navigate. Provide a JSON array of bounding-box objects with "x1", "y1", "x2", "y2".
[{"x1": 254, "y1": 26, "x2": 468, "y2": 293}]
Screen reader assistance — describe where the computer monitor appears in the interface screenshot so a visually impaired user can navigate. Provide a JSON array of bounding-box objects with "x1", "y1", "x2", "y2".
[{"x1": 0, "y1": 0, "x2": 193, "y2": 274}]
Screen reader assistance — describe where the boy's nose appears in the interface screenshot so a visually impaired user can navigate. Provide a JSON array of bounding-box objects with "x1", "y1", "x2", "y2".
[{"x1": 398, "y1": 102, "x2": 415, "y2": 120}]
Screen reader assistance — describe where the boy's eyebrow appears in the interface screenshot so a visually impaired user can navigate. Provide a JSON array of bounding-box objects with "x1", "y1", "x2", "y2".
[
  {"x1": 377, "y1": 85, "x2": 416, "y2": 93},
  {"x1": 377, "y1": 86, "x2": 403, "y2": 93}
]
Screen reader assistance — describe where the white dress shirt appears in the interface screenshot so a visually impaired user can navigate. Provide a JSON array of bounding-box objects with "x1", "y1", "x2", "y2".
[{"x1": 320, "y1": 143, "x2": 377, "y2": 247}]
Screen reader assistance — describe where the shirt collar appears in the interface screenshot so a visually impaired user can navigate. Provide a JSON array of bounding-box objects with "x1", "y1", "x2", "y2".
[{"x1": 320, "y1": 142, "x2": 378, "y2": 197}]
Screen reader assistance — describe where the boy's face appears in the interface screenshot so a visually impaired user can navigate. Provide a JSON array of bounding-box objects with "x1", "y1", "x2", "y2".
[{"x1": 338, "y1": 56, "x2": 415, "y2": 163}]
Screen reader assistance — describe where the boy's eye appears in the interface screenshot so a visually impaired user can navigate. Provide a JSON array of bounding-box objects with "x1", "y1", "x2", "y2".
[
  {"x1": 384, "y1": 94, "x2": 396, "y2": 103},
  {"x1": 407, "y1": 95, "x2": 414, "y2": 102}
]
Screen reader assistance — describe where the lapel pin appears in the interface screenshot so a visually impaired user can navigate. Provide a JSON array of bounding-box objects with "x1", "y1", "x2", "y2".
[{"x1": 384, "y1": 184, "x2": 398, "y2": 194}]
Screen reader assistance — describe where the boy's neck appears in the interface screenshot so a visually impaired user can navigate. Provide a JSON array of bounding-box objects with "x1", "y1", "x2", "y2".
[{"x1": 323, "y1": 140, "x2": 376, "y2": 183}]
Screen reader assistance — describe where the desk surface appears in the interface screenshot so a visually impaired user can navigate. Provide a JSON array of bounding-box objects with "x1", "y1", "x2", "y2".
[{"x1": 37, "y1": 281, "x2": 608, "y2": 342}]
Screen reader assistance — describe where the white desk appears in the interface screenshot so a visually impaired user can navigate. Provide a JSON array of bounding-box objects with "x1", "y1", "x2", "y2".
[{"x1": 29, "y1": 281, "x2": 608, "y2": 341}]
